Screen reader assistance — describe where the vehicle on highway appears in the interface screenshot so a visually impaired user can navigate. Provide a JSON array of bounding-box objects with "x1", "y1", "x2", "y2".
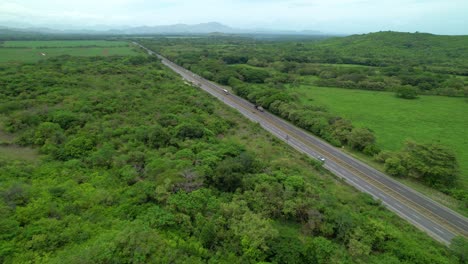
[
  {"x1": 254, "y1": 105, "x2": 264, "y2": 112},
  {"x1": 223, "y1": 89, "x2": 229, "y2": 94},
  {"x1": 318, "y1": 156, "x2": 326, "y2": 162}
]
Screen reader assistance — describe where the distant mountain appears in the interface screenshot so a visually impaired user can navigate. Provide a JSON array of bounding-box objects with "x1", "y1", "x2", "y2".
[
  {"x1": 0, "y1": 22, "x2": 326, "y2": 36},
  {"x1": 118, "y1": 22, "x2": 235, "y2": 34}
]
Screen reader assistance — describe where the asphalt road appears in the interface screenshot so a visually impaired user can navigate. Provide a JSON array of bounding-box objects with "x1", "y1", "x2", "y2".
[{"x1": 134, "y1": 42, "x2": 468, "y2": 245}]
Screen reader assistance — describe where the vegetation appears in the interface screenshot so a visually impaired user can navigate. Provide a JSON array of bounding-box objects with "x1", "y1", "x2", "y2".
[
  {"x1": 395, "y1": 85, "x2": 419, "y2": 99},
  {"x1": 2, "y1": 40, "x2": 130, "y2": 47},
  {"x1": 0, "y1": 43, "x2": 462, "y2": 263},
  {"x1": 297, "y1": 86, "x2": 468, "y2": 188},
  {"x1": 138, "y1": 32, "x2": 467, "y2": 210},
  {"x1": 0, "y1": 40, "x2": 139, "y2": 64}
]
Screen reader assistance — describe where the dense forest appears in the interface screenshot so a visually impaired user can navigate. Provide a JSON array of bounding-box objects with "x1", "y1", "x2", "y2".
[
  {"x1": 138, "y1": 32, "x2": 468, "y2": 208},
  {"x1": 0, "y1": 52, "x2": 466, "y2": 263}
]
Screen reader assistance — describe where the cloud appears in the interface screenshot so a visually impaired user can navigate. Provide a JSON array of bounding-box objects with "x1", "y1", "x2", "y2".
[{"x1": 0, "y1": 0, "x2": 467, "y2": 34}]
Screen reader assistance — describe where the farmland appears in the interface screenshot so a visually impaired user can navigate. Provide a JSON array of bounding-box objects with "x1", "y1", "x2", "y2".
[
  {"x1": 0, "y1": 40, "x2": 139, "y2": 64},
  {"x1": 294, "y1": 85, "x2": 468, "y2": 186}
]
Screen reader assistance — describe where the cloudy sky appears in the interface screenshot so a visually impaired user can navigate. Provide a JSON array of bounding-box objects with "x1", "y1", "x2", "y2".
[{"x1": 1, "y1": 0, "x2": 467, "y2": 34}]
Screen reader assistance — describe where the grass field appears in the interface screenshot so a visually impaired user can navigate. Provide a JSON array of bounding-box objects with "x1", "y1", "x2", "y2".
[
  {"x1": 1, "y1": 40, "x2": 129, "y2": 47},
  {"x1": 0, "y1": 40, "x2": 139, "y2": 64},
  {"x1": 294, "y1": 85, "x2": 468, "y2": 186},
  {"x1": 0, "y1": 129, "x2": 38, "y2": 162}
]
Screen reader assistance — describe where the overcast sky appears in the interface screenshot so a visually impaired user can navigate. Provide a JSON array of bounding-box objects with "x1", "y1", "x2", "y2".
[{"x1": 1, "y1": 0, "x2": 467, "y2": 34}]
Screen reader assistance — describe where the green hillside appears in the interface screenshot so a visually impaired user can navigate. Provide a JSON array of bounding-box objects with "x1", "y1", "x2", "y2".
[{"x1": 311, "y1": 31, "x2": 468, "y2": 74}]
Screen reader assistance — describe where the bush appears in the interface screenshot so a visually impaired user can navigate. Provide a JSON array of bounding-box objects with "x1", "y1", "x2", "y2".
[
  {"x1": 347, "y1": 128, "x2": 376, "y2": 151},
  {"x1": 384, "y1": 156, "x2": 407, "y2": 177},
  {"x1": 403, "y1": 141, "x2": 458, "y2": 188},
  {"x1": 176, "y1": 123, "x2": 205, "y2": 139},
  {"x1": 49, "y1": 110, "x2": 81, "y2": 130},
  {"x1": 60, "y1": 136, "x2": 95, "y2": 160},
  {"x1": 395, "y1": 85, "x2": 419, "y2": 99},
  {"x1": 33, "y1": 122, "x2": 65, "y2": 146}
]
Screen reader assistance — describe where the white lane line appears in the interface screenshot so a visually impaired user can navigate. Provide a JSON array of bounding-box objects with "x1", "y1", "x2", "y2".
[
  {"x1": 364, "y1": 184, "x2": 372, "y2": 189},
  {"x1": 412, "y1": 214, "x2": 421, "y2": 220},
  {"x1": 457, "y1": 220, "x2": 468, "y2": 227},
  {"x1": 377, "y1": 193, "x2": 386, "y2": 199},
  {"x1": 433, "y1": 227, "x2": 444, "y2": 234},
  {"x1": 348, "y1": 178, "x2": 358, "y2": 185},
  {"x1": 395, "y1": 204, "x2": 403, "y2": 209}
]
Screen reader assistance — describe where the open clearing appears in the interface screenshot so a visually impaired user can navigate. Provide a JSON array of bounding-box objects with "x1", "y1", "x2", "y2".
[
  {"x1": 0, "y1": 145, "x2": 38, "y2": 162},
  {"x1": 0, "y1": 40, "x2": 139, "y2": 64},
  {"x1": 294, "y1": 85, "x2": 468, "y2": 186}
]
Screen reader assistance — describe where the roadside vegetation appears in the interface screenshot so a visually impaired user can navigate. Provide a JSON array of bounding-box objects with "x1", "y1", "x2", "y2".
[
  {"x1": 139, "y1": 31, "x2": 468, "y2": 213},
  {"x1": 0, "y1": 41, "x2": 464, "y2": 263}
]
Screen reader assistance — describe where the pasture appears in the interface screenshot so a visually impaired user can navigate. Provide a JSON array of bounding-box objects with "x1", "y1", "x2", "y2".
[
  {"x1": 294, "y1": 85, "x2": 468, "y2": 185},
  {"x1": 0, "y1": 40, "x2": 139, "y2": 64}
]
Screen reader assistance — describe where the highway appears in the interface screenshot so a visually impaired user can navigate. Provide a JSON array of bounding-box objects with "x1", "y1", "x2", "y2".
[{"x1": 134, "y1": 42, "x2": 468, "y2": 245}]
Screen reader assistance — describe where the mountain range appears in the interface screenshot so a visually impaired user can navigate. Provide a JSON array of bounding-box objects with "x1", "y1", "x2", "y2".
[{"x1": 0, "y1": 22, "x2": 326, "y2": 35}]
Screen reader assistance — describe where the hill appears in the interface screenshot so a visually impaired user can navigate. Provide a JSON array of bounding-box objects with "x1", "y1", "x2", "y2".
[{"x1": 312, "y1": 31, "x2": 468, "y2": 74}]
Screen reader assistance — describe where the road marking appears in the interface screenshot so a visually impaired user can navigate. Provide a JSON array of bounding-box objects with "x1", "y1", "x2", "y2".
[
  {"x1": 412, "y1": 214, "x2": 421, "y2": 220},
  {"x1": 348, "y1": 178, "x2": 358, "y2": 185},
  {"x1": 395, "y1": 204, "x2": 403, "y2": 209},
  {"x1": 377, "y1": 193, "x2": 386, "y2": 199},
  {"x1": 364, "y1": 184, "x2": 372, "y2": 189},
  {"x1": 433, "y1": 227, "x2": 444, "y2": 234}
]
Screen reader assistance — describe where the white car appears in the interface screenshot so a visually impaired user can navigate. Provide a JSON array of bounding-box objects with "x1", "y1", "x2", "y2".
[{"x1": 318, "y1": 156, "x2": 326, "y2": 162}]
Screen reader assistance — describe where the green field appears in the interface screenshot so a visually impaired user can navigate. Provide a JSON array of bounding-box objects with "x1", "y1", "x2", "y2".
[
  {"x1": 0, "y1": 40, "x2": 139, "y2": 64},
  {"x1": 1, "y1": 40, "x2": 130, "y2": 47},
  {"x1": 295, "y1": 85, "x2": 468, "y2": 185}
]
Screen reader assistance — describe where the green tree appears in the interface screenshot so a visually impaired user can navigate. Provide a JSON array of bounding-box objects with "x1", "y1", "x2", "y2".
[
  {"x1": 33, "y1": 122, "x2": 65, "y2": 146},
  {"x1": 230, "y1": 211, "x2": 279, "y2": 261},
  {"x1": 49, "y1": 110, "x2": 81, "y2": 130},
  {"x1": 404, "y1": 141, "x2": 458, "y2": 188},
  {"x1": 147, "y1": 125, "x2": 170, "y2": 148},
  {"x1": 384, "y1": 156, "x2": 407, "y2": 177},
  {"x1": 395, "y1": 85, "x2": 419, "y2": 99},
  {"x1": 450, "y1": 236, "x2": 468, "y2": 263},
  {"x1": 347, "y1": 128, "x2": 376, "y2": 152},
  {"x1": 61, "y1": 136, "x2": 95, "y2": 160},
  {"x1": 176, "y1": 122, "x2": 205, "y2": 139}
]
